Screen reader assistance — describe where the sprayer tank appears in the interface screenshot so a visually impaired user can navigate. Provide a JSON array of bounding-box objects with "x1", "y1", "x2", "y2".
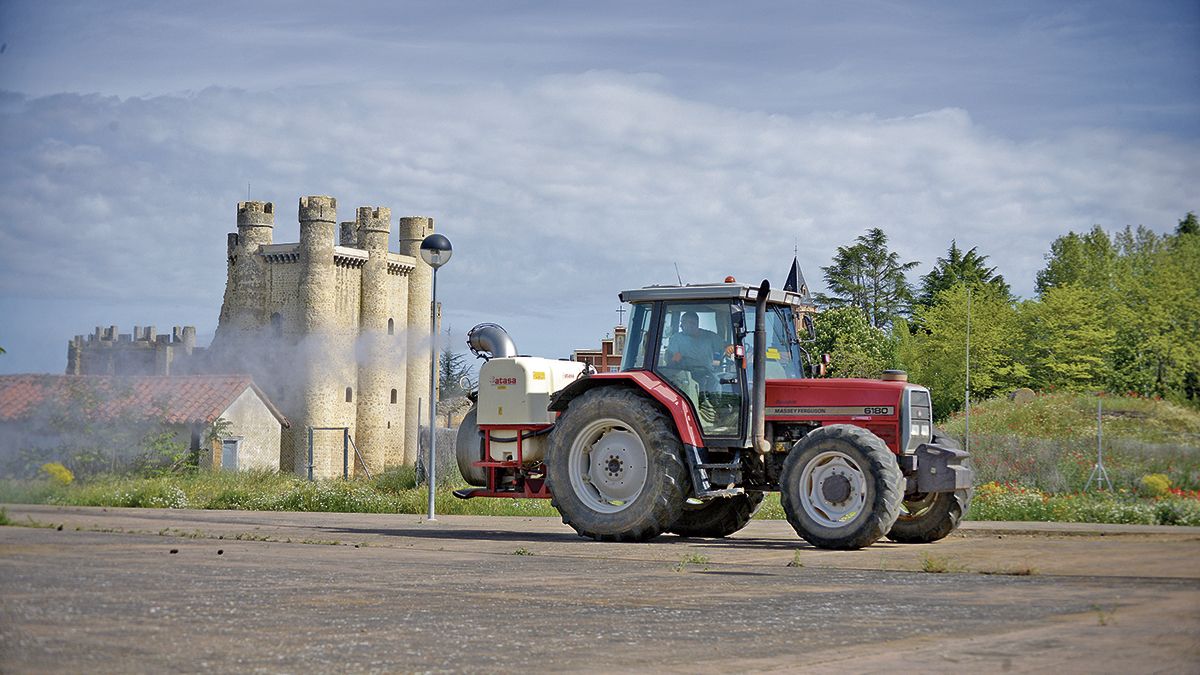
[{"x1": 477, "y1": 356, "x2": 585, "y2": 462}]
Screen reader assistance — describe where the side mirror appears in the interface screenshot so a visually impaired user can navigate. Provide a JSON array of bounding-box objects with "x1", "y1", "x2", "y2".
[{"x1": 801, "y1": 314, "x2": 817, "y2": 341}]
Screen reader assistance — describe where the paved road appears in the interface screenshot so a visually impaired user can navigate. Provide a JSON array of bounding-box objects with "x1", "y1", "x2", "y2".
[{"x1": 1, "y1": 505, "x2": 1198, "y2": 673}]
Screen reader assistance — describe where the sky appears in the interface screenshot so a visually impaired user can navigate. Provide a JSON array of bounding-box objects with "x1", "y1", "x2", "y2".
[{"x1": 0, "y1": 1, "x2": 1197, "y2": 374}]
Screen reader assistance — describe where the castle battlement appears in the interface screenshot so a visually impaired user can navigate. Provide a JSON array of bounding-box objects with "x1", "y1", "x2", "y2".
[{"x1": 67, "y1": 325, "x2": 200, "y2": 376}]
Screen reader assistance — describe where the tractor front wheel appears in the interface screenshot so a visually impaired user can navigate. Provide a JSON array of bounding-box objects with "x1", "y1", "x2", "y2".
[
  {"x1": 887, "y1": 430, "x2": 973, "y2": 543},
  {"x1": 546, "y1": 387, "x2": 687, "y2": 542},
  {"x1": 668, "y1": 492, "x2": 764, "y2": 538},
  {"x1": 780, "y1": 424, "x2": 903, "y2": 550}
]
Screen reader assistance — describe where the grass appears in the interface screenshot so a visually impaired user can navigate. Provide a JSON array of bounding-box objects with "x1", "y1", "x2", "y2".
[
  {"x1": 3, "y1": 392, "x2": 1198, "y2": 527},
  {"x1": 0, "y1": 468, "x2": 561, "y2": 517},
  {"x1": 672, "y1": 553, "x2": 711, "y2": 572},
  {"x1": 919, "y1": 552, "x2": 961, "y2": 573},
  {"x1": 942, "y1": 392, "x2": 1200, "y2": 493},
  {"x1": 942, "y1": 391, "x2": 1200, "y2": 446}
]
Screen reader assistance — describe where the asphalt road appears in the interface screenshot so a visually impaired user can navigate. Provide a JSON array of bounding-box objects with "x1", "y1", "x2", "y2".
[{"x1": 1, "y1": 505, "x2": 1198, "y2": 673}]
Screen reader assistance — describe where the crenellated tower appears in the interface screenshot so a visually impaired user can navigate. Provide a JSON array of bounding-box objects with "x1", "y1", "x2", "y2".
[
  {"x1": 217, "y1": 201, "x2": 275, "y2": 340},
  {"x1": 354, "y1": 206, "x2": 405, "y2": 473},
  {"x1": 398, "y1": 216, "x2": 435, "y2": 466},
  {"x1": 210, "y1": 194, "x2": 425, "y2": 479}
]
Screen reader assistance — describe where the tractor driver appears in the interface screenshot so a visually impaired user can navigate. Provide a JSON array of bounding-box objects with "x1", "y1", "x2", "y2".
[{"x1": 666, "y1": 311, "x2": 727, "y2": 387}]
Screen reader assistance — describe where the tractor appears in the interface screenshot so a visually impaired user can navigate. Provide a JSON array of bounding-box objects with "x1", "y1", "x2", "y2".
[{"x1": 453, "y1": 279, "x2": 973, "y2": 550}]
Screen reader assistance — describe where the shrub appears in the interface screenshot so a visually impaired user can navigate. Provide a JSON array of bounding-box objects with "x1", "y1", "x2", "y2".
[
  {"x1": 40, "y1": 462, "x2": 74, "y2": 486},
  {"x1": 1139, "y1": 474, "x2": 1171, "y2": 498}
]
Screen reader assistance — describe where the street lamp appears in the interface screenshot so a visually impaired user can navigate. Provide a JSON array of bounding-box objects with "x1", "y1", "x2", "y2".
[{"x1": 420, "y1": 233, "x2": 452, "y2": 521}]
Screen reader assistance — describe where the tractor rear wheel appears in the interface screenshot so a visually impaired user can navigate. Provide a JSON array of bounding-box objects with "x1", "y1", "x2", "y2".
[
  {"x1": 780, "y1": 424, "x2": 903, "y2": 550},
  {"x1": 546, "y1": 387, "x2": 687, "y2": 542},
  {"x1": 668, "y1": 492, "x2": 764, "y2": 538},
  {"x1": 887, "y1": 430, "x2": 974, "y2": 543}
]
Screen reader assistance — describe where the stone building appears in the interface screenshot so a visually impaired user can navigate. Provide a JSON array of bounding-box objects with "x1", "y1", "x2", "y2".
[
  {"x1": 66, "y1": 325, "x2": 204, "y2": 376},
  {"x1": 207, "y1": 196, "x2": 436, "y2": 479}
]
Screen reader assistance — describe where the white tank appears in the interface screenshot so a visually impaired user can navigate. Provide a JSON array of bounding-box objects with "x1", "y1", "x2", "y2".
[{"x1": 477, "y1": 356, "x2": 586, "y2": 462}]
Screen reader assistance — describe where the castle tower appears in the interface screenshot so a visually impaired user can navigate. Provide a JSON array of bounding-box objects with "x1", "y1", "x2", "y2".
[
  {"x1": 398, "y1": 216, "x2": 435, "y2": 466},
  {"x1": 216, "y1": 202, "x2": 275, "y2": 340},
  {"x1": 353, "y1": 206, "x2": 404, "y2": 474},
  {"x1": 295, "y1": 195, "x2": 357, "y2": 478}
]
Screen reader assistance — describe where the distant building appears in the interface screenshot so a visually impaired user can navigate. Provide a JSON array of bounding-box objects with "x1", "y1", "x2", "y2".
[
  {"x1": 66, "y1": 325, "x2": 205, "y2": 376},
  {"x1": 67, "y1": 197, "x2": 443, "y2": 480},
  {"x1": 206, "y1": 198, "x2": 436, "y2": 478},
  {"x1": 572, "y1": 326, "x2": 626, "y2": 372},
  {"x1": 0, "y1": 374, "x2": 288, "y2": 473}
]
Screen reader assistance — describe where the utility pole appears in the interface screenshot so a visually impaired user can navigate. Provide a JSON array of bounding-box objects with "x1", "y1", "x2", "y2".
[{"x1": 964, "y1": 287, "x2": 971, "y2": 453}]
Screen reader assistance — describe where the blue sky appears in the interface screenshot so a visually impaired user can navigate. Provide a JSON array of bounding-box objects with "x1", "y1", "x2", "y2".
[{"x1": 1, "y1": 1, "x2": 1197, "y2": 373}]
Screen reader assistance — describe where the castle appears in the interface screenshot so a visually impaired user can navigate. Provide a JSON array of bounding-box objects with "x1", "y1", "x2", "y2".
[
  {"x1": 204, "y1": 196, "x2": 437, "y2": 478},
  {"x1": 67, "y1": 325, "x2": 203, "y2": 376}
]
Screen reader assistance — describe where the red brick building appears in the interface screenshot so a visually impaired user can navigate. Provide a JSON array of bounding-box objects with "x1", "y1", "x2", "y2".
[{"x1": 571, "y1": 326, "x2": 626, "y2": 373}]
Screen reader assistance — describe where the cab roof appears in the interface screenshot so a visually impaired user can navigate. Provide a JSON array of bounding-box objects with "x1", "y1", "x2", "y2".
[{"x1": 619, "y1": 282, "x2": 815, "y2": 308}]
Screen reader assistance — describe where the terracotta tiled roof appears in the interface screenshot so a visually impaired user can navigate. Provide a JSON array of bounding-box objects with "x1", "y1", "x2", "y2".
[{"x1": 0, "y1": 375, "x2": 288, "y2": 427}]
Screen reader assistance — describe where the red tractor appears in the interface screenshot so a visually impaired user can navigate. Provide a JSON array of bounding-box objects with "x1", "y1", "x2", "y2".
[{"x1": 454, "y1": 280, "x2": 973, "y2": 550}]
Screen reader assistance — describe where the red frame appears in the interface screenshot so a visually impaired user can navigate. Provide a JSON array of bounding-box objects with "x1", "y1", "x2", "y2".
[
  {"x1": 562, "y1": 371, "x2": 707, "y2": 447},
  {"x1": 470, "y1": 423, "x2": 554, "y2": 499}
]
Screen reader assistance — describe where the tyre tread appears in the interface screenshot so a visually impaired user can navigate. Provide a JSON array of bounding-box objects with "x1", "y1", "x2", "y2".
[{"x1": 546, "y1": 387, "x2": 686, "y2": 542}]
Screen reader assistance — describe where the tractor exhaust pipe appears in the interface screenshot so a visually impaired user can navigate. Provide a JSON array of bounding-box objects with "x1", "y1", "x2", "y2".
[
  {"x1": 752, "y1": 279, "x2": 771, "y2": 454},
  {"x1": 466, "y1": 323, "x2": 518, "y2": 360}
]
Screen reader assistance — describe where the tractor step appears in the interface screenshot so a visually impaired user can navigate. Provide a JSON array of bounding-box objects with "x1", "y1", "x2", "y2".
[{"x1": 452, "y1": 488, "x2": 484, "y2": 500}]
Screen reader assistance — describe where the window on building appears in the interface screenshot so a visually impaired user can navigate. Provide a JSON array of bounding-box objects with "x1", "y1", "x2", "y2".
[
  {"x1": 390, "y1": 388, "x2": 398, "y2": 404},
  {"x1": 345, "y1": 387, "x2": 353, "y2": 403},
  {"x1": 388, "y1": 318, "x2": 394, "y2": 335},
  {"x1": 271, "y1": 313, "x2": 283, "y2": 338}
]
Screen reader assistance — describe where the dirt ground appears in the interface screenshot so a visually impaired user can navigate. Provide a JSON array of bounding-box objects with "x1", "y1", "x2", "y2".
[{"x1": 1, "y1": 504, "x2": 1198, "y2": 673}]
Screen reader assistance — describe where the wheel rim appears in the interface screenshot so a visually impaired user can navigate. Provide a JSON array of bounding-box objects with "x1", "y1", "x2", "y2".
[
  {"x1": 898, "y1": 492, "x2": 938, "y2": 520},
  {"x1": 567, "y1": 417, "x2": 649, "y2": 514},
  {"x1": 798, "y1": 450, "x2": 868, "y2": 528}
]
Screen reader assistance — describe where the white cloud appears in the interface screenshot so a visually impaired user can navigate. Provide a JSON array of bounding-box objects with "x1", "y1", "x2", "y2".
[{"x1": 0, "y1": 73, "x2": 1197, "y2": 372}]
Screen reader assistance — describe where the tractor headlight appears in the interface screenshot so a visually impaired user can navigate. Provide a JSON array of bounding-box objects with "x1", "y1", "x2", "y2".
[{"x1": 904, "y1": 387, "x2": 934, "y2": 452}]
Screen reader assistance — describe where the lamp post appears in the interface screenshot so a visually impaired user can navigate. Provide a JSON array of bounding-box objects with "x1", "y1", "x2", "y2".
[{"x1": 419, "y1": 233, "x2": 452, "y2": 521}]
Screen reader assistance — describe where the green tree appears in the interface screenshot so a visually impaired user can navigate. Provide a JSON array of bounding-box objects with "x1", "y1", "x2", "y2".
[
  {"x1": 1109, "y1": 225, "x2": 1200, "y2": 402},
  {"x1": 817, "y1": 227, "x2": 918, "y2": 329},
  {"x1": 915, "y1": 240, "x2": 1010, "y2": 309},
  {"x1": 811, "y1": 306, "x2": 897, "y2": 378},
  {"x1": 1177, "y1": 211, "x2": 1199, "y2": 236},
  {"x1": 1028, "y1": 216, "x2": 1199, "y2": 405},
  {"x1": 1034, "y1": 225, "x2": 1118, "y2": 296},
  {"x1": 1020, "y1": 285, "x2": 1114, "y2": 391},
  {"x1": 898, "y1": 283, "x2": 1028, "y2": 419},
  {"x1": 439, "y1": 335, "x2": 476, "y2": 401}
]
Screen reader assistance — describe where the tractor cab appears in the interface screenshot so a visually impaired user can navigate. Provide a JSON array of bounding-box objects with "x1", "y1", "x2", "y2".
[{"x1": 618, "y1": 282, "x2": 813, "y2": 446}]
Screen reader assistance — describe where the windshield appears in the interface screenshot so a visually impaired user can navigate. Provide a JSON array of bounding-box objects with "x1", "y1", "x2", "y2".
[{"x1": 744, "y1": 304, "x2": 804, "y2": 379}]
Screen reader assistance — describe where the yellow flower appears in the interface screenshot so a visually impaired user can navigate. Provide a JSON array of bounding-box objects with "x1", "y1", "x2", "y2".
[{"x1": 40, "y1": 462, "x2": 74, "y2": 486}]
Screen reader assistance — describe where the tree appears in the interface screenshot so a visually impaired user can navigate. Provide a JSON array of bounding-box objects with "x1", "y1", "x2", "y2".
[
  {"x1": 818, "y1": 228, "x2": 918, "y2": 329},
  {"x1": 898, "y1": 283, "x2": 1027, "y2": 420},
  {"x1": 1178, "y1": 211, "x2": 1199, "y2": 236},
  {"x1": 915, "y1": 240, "x2": 1010, "y2": 309},
  {"x1": 1109, "y1": 225, "x2": 1200, "y2": 402},
  {"x1": 1034, "y1": 225, "x2": 1118, "y2": 296},
  {"x1": 811, "y1": 306, "x2": 897, "y2": 378},
  {"x1": 1026, "y1": 215, "x2": 1199, "y2": 405},
  {"x1": 1020, "y1": 285, "x2": 1114, "y2": 391},
  {"x1": 439, "y1": 343, "x2": 476, "y2": 401}
]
